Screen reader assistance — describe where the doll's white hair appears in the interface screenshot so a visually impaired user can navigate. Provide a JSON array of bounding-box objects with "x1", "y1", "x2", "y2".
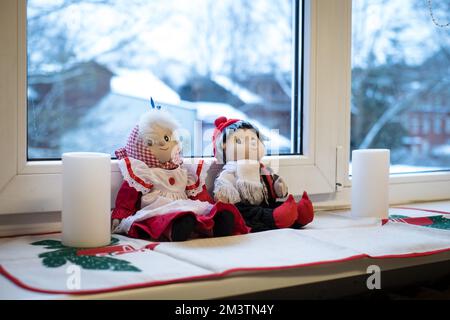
[{"x1": 138, "y1": 110, "x2": 181, "y2": 142}]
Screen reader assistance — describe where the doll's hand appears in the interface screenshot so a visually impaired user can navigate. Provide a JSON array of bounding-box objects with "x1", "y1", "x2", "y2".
[
  {"x1": 111, "y1": 219, "x2": 121, "y2": 233},
  {"x1": 214, "y1": 185, "x2": 241, "y2": 204},
  {"x1": 274, "y1": 177, "x2": 288, "y2": 198}
]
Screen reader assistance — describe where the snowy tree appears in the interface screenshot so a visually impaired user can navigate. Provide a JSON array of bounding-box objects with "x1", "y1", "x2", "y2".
[{"x1": 351, "y1": 0, "x2": 449, "y2": 167}]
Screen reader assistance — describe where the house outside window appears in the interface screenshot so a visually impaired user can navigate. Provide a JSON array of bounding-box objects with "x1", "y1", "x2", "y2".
[
  {"x1": 410, "y1": 116, "x2": 420, "y2": 135},
  {"x1": 433, "y1": 116, "x2": 441, "y2": 135},
  {"x1": 422, "y1": 117, "x2": 430, "y2": 135}
]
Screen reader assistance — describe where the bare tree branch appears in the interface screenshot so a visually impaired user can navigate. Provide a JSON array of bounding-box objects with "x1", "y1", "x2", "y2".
[{"x1": 359, "y1": 79, "x2": 447, "y2": 149}]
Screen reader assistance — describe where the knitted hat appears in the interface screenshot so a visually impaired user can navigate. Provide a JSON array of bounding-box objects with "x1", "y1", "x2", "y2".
[{"x1": 212, "y1": 116, "x2": 239, "y2": 158}]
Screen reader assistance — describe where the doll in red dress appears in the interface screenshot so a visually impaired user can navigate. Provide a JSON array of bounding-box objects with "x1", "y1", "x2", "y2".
[{"x1": 111, "y1": 106, "x2": 248, "y2": 241}]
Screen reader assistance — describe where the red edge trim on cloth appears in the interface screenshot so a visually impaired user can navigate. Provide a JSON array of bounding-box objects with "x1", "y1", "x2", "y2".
[
  {"x1": 76, "y1": 243, "x2": 160, "y2": 257},
  {"x1": 394, "y1": 207, "x2": 450, "y2": 215},
  {"x1": 389, "y1": 217, "x2": 434, "y2": 226},
  {"x1": 2, "y1": 246, "x2": 450, "y2": 295},
  {"x1": 124, "y1": 157, "x2": 153, "y2": 190},
  {"x1": 0, "y1": 255, "x2": 365, "y2": 296},
  {"x1": 185, "y1": 160, "x2": 204, "y2": 191}
]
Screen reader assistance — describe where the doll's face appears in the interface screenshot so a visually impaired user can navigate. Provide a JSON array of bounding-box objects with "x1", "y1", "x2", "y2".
[
  {"x1": 224, "y1": 129, "x2": 265, "y2": 161},
  {"x1": 143, "y1": 124, "x2": 179, "y2": 163}
]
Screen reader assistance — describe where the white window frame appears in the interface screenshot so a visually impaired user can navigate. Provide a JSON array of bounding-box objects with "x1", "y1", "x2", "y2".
[{"x1": 0, "y1": 0, "x2": 449, "y2": 216}]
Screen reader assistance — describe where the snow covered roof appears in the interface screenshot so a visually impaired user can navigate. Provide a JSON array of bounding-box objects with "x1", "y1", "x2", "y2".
[
  {"x1": 212, "y1": 75, "x2": 263, "y2": 104},
  {"x1": 111, "y1": 69, "x2": 181, "y2": 105},
  {"x1": 182, "y1": 101, "x2": 291, "y2": 150},
  {"x1": 60, "y1": 92, "x2": 196, "y2": 157},
  {"x1": 432, "y1": 145, "x2": 450, "y2": 157}
]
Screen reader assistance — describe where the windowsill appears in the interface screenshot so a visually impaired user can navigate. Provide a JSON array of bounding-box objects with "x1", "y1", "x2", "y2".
[
  {"x1": 1, "y1": 250, "x2": 449, "y2": 300},
  {"x1": 0, "y1": 200, "x2": 449, "y2": 300}
]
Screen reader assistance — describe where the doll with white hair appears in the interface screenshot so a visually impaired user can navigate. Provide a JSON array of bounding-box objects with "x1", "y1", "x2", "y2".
[{"x1": 111, "y1": 102, "x2": 248, "y2": 241}]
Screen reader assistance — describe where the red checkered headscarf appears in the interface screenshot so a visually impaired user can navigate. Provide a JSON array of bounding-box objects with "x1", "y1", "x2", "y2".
[{"x1": 115, "y1": 125, "x2": 181, "y2": 169}]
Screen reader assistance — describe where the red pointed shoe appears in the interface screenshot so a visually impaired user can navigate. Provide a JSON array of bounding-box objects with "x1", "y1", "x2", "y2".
[
  {"x1": 297, "y1": 191, "x2": 314, "y2": 227},
  {"x1": 273, "y1": 195, "x2": 297, "y2": 229}
]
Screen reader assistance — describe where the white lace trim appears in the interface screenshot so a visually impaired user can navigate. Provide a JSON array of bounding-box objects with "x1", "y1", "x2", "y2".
[
  {"x1": 185, "y1": 161, "x2": 210, "y2": 197},
  {"x1": 115, "y1": 199, "x2": 214, "y2": 233},
  {"x1": 114, "y1": 216, "x2": 135, "y2": 234},
  {"x1": 117, "y1": 158, "x2": 152, "y2": 194}
]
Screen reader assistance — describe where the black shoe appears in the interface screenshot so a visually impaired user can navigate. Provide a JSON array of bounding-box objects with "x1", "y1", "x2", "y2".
[
  {"x1": 171, "y1": 215, "x2": 196, "y2": 241},
  {"x1": 213, "y1": 211, "x2": 235, "y2": 237}
]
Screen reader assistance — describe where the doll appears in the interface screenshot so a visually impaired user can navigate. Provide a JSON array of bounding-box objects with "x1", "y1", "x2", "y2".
[
  {"x1": 111, "y1": 107, "x2": 249, "y2": 241},
  {"x1": 212, "y1": 117, "x2": 314, "y2": 232}
]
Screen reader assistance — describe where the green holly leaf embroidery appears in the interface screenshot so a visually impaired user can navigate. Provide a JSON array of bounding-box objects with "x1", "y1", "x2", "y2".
[
  {"x1": 31, "y1": 237, "x2": 141, "y2": 272},
  {"x1": 389, "y1": 215, "x2": 408, "y2": 219},
  {"x1": 31, "y1": 239, "x2": 66, "y2": 249},
  {"x1": 427, "y1": 216, "x2": 450, "y2": 230},
  {"x1": 390, "y1": 214, "x2": 450, "y2": 230},
  {"x1": 42, "y1": 256, "x2": 67, "y2": 268},
  {"x1": 66, "y1": 255, "x2": 140, "y2": 272}
]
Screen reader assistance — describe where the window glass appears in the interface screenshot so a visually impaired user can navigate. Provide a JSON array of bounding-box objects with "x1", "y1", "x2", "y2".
[
  {"x1": 351, "y1": 0, "x2": 450, "y2": 174},
  {"x1": 27, "y1": 0, "x2": 299, "y2": 159}
]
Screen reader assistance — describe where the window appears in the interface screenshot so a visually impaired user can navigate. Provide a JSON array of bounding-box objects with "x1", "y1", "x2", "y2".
[
  {"x1": 5, "y1": 0, "x2": 349, "y2": 215},
  {"x1": 410, "y1": 116, "x2": 420, "y2": 135},
  {"x1": 351, "y1": 0, "x2": 450, "y2": 174},
  {"x1": 422, "y1": 117, "x2": 431, "y2": 135},
  {"x1": 27, "y1": 0, "x2": 300, "y2": 159},
  {"x1": 2, "y1": 0, "x2": 447, "y2": 217},
  {"x1": 433, "y1": 117, "x2": 441, "y2": 135}
]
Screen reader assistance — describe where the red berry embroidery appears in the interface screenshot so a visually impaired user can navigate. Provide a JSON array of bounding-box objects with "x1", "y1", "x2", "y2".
[{"x1": 169, "y1": 177, "x2": 176, "y2": 185}]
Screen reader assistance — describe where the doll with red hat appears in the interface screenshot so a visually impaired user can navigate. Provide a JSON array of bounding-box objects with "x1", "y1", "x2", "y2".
[
  {"x1": 212, "y1": 116, "x2": 314, "y2": 232},
  {"x1": 110, "y1": 102, "x2": 249, "y2": 241}
]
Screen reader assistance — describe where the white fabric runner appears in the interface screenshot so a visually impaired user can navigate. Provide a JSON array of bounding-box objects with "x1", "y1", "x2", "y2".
[
  {"x1": 302, "y1": 222, "x2": 450, "y2": 257},
  {"x1": 0, "y1": 208, "x2": 449, "y2": 295}
]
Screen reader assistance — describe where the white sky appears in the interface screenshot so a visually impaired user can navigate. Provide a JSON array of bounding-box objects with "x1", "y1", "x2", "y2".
[
  {"x1": 28, "y1": 0, "x2": 293, "y2": 76},
  {"x1": 352, "y1": 0, "x2": 445, "y2": 67},
  {"x1": 29, "y1": 0, "x2": 446, "y2": 74}
]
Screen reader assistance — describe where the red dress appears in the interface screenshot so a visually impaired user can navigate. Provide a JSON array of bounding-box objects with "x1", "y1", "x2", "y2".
[{"x1": 111, "y1": 157, "x2": 249, "y2": 241}]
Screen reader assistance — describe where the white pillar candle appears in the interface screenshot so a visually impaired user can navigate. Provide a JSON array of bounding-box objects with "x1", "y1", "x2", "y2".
[
  {"x1": 62, "y1": 152, "x2": 111, "y2": 248},
  {"x1": 351, "y1": 149, "x2": 390, "y2": 220}
]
